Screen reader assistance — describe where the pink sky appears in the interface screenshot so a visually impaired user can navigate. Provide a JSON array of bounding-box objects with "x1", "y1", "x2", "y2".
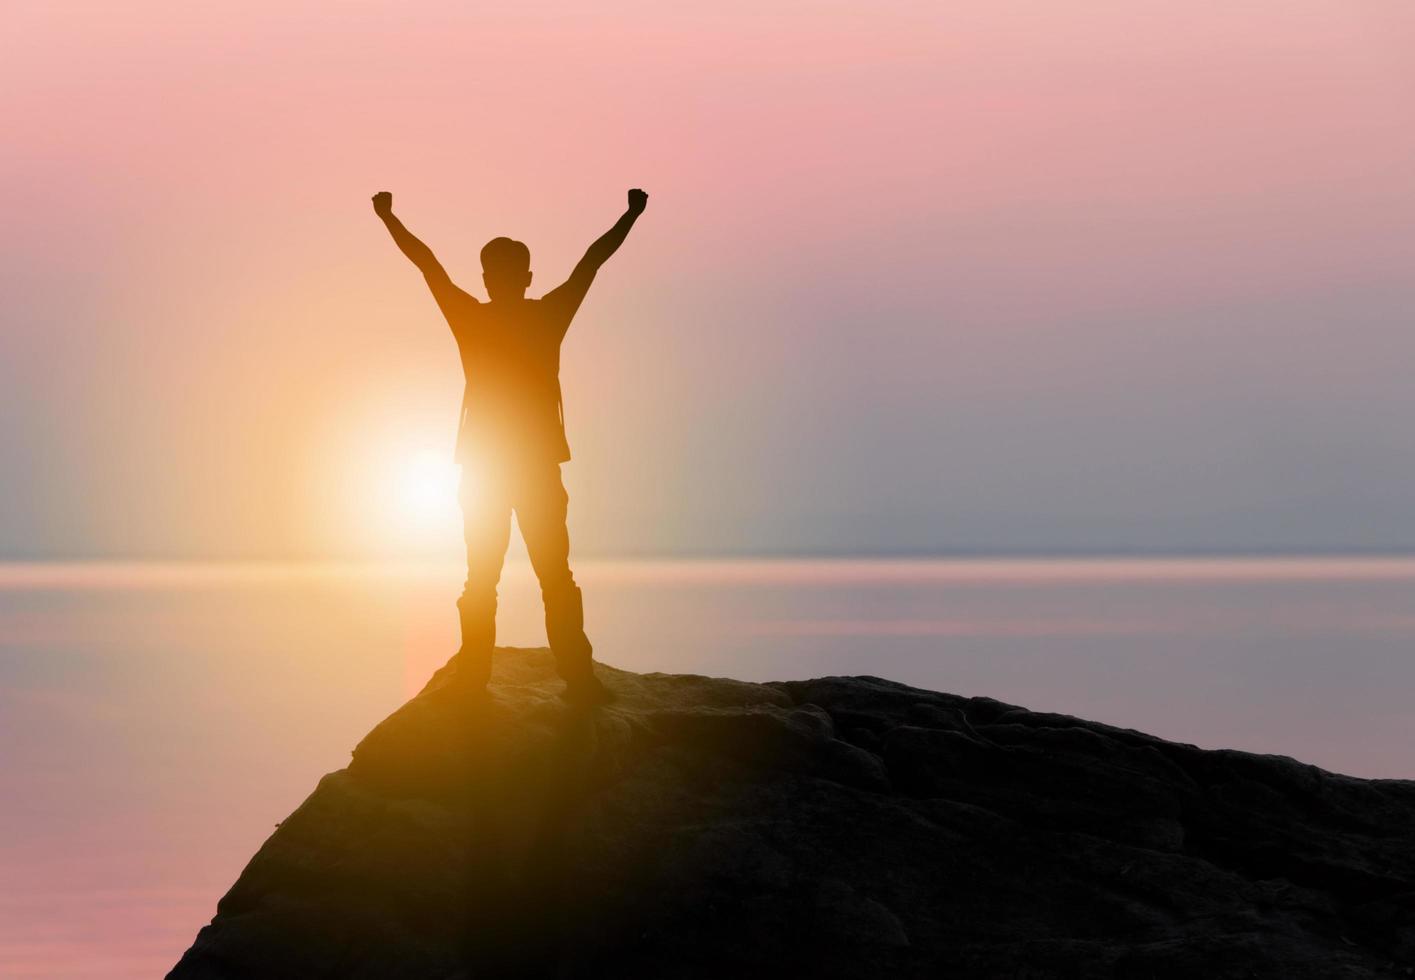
[{"x1": 5, "y1": 1, "x2": 1415, "y2": 558}]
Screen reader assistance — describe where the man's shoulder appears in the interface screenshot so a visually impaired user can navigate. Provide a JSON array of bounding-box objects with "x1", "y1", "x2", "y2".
[
  {"x1": 443, "y1": 292, "x2": 485, "y2": 325},
  {"x1": 434, "y1": 282, "x2": 476, "y2": 310},
  {"x1": 531, "y1": 294, "x2": 576, "y2": 327}
]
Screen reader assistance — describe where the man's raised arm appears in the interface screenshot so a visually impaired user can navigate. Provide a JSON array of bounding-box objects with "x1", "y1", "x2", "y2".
[
  {"x1": 545, "y1": 188, "x2": 648, "y2": 319},
  {"x1": 371, "y1": 191, "x2": 469, "y2": 309}
]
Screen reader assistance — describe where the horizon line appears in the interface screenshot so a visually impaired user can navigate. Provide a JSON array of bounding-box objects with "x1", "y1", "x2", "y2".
[{"x1": 6, "y1": 547, "x2": 1415, "y2": 565}]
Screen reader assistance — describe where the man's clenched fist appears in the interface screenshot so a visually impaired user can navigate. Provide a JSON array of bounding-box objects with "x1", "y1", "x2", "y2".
[
  {"x1": 372, "y1": 191, "x2": 393, "y2": 216},
  {"x1": 627, "y1": 188, "x2": 648, "y2": 214}
]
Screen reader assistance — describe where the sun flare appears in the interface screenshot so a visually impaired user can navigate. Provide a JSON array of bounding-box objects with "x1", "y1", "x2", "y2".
[
  {"x1": 394, "y1": 450, "x2": 460, "y2": 523},
  {"x1": 388, "y1": 449, "x2": 461, "y2": 531}
]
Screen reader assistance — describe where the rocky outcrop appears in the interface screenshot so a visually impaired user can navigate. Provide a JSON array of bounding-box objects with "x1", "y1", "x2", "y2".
[{"x1": 169, "y1": 648, "x2": 1415, "y2": 978}]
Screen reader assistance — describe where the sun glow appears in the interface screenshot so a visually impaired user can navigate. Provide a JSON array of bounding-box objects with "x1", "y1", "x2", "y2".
[
  {"x1": 310, "y1": 391, "x2": 472, "y2": 557},
  {"x1": 394, "y1": 450, "x2": 460, "y2": 523},
  {"x1": 388, "y1": 449, "x2": 461, "y2": 532},
  {"x1": 332, "y1": 438, "x2": 466, "y2": 556}
]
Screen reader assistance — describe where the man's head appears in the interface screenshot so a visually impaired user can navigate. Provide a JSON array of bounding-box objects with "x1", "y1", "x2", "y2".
[{"x1": 481, "y1": 237, "x2": 532, "y2": 301}]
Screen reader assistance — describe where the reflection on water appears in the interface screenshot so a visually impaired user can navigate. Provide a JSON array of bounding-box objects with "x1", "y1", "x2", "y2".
[{"x1": 3, "y1": 557, "x2": 1415, "y2": 978}]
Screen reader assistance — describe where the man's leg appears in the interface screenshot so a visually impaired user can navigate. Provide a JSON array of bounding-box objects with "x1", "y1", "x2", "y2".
[
  {"x1": 513, "y1": 463, "x2": 597, "y2": 689},
  {"x1": 458, "y1": 467, "x2": 513, "y2": 688}
]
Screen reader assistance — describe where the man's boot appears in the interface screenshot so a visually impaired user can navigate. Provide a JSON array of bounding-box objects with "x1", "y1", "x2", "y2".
[
  {"x1": 455, "y1": 594, "x2": 496, "y2": 689},
  {"x1": 544, "y1": 583, "x2": 608, "y2": 703}
]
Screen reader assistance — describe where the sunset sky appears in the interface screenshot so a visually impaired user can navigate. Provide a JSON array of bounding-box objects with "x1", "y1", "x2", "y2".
[{"x1": 5, "y1": 1, "x2": 1415, "y2": 559}]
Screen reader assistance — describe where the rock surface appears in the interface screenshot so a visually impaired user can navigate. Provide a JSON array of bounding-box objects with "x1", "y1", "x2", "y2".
[{"x1": 169, "y1": 648, "x2": 1415, "y2": 978}]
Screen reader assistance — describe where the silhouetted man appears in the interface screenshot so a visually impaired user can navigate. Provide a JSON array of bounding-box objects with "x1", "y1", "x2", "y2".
[{"x1": 372, "y1": 188, "x2": 647, "y2": 701}]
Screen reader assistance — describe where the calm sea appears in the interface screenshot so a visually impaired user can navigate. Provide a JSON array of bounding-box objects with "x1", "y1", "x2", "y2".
[{"x1": 3, "y1": 557, "x2": 1414, "y2": 978}]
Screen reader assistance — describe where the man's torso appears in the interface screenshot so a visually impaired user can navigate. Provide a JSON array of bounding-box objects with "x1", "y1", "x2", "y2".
[{"x1": 447, "y1": 298, "x2": 573, "y2": 466}]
